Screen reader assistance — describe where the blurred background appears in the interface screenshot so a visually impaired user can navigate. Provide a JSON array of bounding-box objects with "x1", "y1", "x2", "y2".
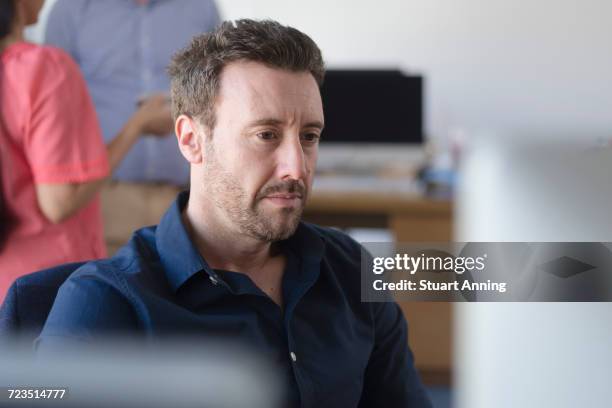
[
  {"x1": 23, "y1": 1, "x2": 612, "y2": 407},
  {"x1": 28, "y1": 0, "x2": 612, "y2": 139}
]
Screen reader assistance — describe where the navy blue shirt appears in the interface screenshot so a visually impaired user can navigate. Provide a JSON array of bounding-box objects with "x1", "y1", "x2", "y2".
[{"x1": 38, "y1": 192, "x2": 432, "y2": 408}]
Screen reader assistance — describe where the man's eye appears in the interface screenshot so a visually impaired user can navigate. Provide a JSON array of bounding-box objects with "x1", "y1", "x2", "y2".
[
  {"x1": 257, "y1": 131, "x2": 277, "y2": 140},
  {"x1": 302, "y1": 133, "x2": 320, "y2": 143}
]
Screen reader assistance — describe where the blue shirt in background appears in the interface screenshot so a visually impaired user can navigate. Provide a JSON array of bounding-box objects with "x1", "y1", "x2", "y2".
[
  {"x1": 37, "y1": 192, "x2": 432, "y2": 408},
  {"x1": 45, "y1": 0, "x2": 220, "y2": 185}
]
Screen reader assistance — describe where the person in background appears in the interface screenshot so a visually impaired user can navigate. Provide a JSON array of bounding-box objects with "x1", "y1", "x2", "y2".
[
  {"x1": 45, "y1": 0, "x2": 221, "y2": 254},
  {"x1": 0, "y1": 0, "x2": 172, "y2": 301}
]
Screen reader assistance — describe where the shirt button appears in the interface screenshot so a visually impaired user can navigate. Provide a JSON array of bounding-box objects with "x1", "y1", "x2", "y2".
[
  {"x1": 290, "y1": 352, "x2": 297, "y2": 362},
  {"x1": 209, "y1": 276, "x2": 218, "y2": 286}
]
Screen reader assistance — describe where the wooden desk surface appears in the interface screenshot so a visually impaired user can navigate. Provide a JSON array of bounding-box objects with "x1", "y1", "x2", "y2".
[{"x1": 307, "y1": 191, "x2": 452, "y2": 216}]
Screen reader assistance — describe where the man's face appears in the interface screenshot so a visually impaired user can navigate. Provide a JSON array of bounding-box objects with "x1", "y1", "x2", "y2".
[{"x1": 200, "y1": 61, "x2": 324, "y2": 242}]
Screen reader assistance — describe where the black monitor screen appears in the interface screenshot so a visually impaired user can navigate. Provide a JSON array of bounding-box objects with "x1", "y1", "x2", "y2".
[{"x1": 319, "y1": 70, "x2": 423, "y2": 144}]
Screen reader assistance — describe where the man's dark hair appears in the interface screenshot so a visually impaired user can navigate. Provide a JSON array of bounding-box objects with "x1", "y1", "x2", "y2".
[
  {"x1": 0, "y1": 0, "x2": 17, "y2": 245},
  {"x1": 0, "y1": 0, "x2": 16, "y2": 40},
  {"x1": 168, "y1": 19, "x2": 325, "y2": 130}
]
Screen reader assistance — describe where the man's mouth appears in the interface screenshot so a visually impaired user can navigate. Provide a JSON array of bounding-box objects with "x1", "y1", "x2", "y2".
[{"x1": 264, "y1": 193, "x2": 303, "y2": 207}]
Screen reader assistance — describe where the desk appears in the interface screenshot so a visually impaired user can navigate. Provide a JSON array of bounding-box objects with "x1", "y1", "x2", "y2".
[{"x1": 304, "y1": 189, "x2": 453, "y2": 385}]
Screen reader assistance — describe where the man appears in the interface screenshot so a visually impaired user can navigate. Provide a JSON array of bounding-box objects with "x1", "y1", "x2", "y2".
[
  {"x1": 45, "y1": 0, "x2": 221, "y2": 254},
  {"x1": 38, "y1": 20, "x2": 432, "y2": 408}
]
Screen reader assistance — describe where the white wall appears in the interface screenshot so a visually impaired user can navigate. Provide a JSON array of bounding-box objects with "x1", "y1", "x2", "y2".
[
  {"x1": 29, "y1": 0, "x2": 612, "y2": 141},
  {"x1": 218, "y1": 0, "x2": 612, "y2": 140}
]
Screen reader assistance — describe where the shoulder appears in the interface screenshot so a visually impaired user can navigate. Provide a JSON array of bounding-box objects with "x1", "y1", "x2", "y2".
[
  {"x1": 7, "y1": 45, "x2": 89, "y2": 117},
  {"x1": 34, "y1": 45, "x2": 80, "y2": 74},
  {"x1": 39, "y1": 260, "x2": 139, "y2": 342},
  {"x1": 3, "y1": 43, "x2": 73, "y2": 69},
  {"x1": 40, "y1": 227, "x2": 169, "y2": 339},
  {"x1": 70, "y1": 226, "x2": 170, "y2": 299},
  {"x1": 53, "y1": 226, "x2": 168, "y2": 313},
  {"x1": 3, "y1": 44, "x2": 80, "y2": 88}
]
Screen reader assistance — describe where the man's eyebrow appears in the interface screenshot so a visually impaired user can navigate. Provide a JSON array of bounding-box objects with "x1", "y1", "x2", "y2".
[
  {"x1": 246, "y1": 118, "x2": 325, "y2": 130},
  {"x1": 246, "y1": 118, "x2": 284, "y2": 128},
  {"x1": 303, "y1": 121, "x2": 325, "y2": 130}
]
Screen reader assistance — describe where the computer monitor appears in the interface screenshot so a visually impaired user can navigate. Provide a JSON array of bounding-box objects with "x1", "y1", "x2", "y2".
[
  {"x1": 0, "y1": 340, "x2": 282, "y2": 408},
  {"x1": 319, "y1": 70, "x2": 423, "y2": 144}
]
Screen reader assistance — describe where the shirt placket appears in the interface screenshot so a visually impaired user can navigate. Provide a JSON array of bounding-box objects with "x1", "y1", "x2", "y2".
[
  {"x1": 283, "y1": 258, "x2": 320, "y2": 407},
  {"x1": 285, "y1": 310, "x2": 309, "y2": 407},
  {"x1": 206, "y1": 252, "x2": 318, "y2": 407}
]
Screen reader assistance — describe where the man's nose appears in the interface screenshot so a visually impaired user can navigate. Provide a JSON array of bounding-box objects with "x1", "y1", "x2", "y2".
[{"x1": 277, "y1": 135, "x2": 308, "y2": 181}]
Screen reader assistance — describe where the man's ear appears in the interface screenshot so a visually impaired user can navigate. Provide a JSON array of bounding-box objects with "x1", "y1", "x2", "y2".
[{"x1": 175, "y1": 115, "x2": 208, "y2": 164}]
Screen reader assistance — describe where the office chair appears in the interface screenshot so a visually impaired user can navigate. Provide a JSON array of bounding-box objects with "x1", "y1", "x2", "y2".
[{"x1": 0, "y1": 262, "x2": 86, "y2": 341}]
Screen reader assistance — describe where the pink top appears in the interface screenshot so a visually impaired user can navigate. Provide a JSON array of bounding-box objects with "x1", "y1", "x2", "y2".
[{"x1": 0, "y1": 42, "x2": 110, "y2": 301}]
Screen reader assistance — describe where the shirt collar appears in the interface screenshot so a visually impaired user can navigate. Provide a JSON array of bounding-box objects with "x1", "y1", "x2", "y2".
[
  {"x1": 156, "y1": 191, "x2": 326, "y2": 292},
  {"x1": 156, "y1": 191, "x2": 213, "y2": 292}
]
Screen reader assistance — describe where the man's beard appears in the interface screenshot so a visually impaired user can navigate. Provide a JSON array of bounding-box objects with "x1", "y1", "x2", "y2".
[{"x1": 203, "y1": 144, "x2": 306, "y2": 242}]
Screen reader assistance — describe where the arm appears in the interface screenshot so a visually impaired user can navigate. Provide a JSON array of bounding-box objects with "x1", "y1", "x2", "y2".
[
  {"x1": 35, "y1": 95, "x2": 172, "y2": 224},
  {"x1": 358, "y1": 302, "x2": 433, "y2": 408}
]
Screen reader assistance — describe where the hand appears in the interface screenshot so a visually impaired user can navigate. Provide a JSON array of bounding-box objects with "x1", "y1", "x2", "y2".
[{"x1": 134, "y1": 93, "x2": 174, "y2": 137}]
